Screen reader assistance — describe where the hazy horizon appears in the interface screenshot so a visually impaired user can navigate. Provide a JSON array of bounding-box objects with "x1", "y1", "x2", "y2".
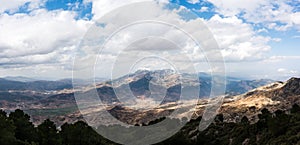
[{"x1": 0, "y1": 70, "x2": 297, "y2": 82}]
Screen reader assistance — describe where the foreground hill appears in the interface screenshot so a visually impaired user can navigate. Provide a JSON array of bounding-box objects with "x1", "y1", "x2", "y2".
[
  {"x1": 219, "y1": 77, "x2": 300, "y2": 123},
  {"x1": 1, "y1": 103, "x2": 300, "y2": 145}
]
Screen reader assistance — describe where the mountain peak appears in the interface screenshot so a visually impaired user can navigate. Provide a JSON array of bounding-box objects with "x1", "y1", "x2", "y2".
[
  {"x1": 281, "y1": 77, "x2": 300, "y2": 95},
  {"x1": 287, "y1": 77, "x2": 300, "y2": 83}
]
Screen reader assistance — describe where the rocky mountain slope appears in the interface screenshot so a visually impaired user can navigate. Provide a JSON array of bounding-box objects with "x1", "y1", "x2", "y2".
[
  {"x1": 0, "y1": 70, "x2": 284, "y2": 126},
  {"x1": 219, "y1": 77, "x2": 300, "y2": 123}
]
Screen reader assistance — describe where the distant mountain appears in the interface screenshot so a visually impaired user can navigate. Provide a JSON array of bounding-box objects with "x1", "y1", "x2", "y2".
[
  {"x1": 4, "y1": 76, "x2": 38, "y2": 82},
  {"x1": 41, "y1": 70, "x2": 274, "y2": 105},
  {"x1": 0, "y1": 79, "x2": 72, "y2": 91},
  {"x1": 225, "y1": 79, "x2": 274, "y2": 96},
  {"x1": 0, "y1": 70, "x2": 281, "y2": 126},
  {"x1": 110, "y1": 70, "x2": 274, "y2": 99}
]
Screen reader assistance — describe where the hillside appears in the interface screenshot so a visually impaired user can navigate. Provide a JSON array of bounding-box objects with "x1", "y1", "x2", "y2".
[{"x1": 220, "y1": 77, "x2": 300, "y2": 123}]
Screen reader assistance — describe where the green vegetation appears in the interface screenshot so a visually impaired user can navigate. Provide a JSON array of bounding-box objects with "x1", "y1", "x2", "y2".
[
  {"x1": 1, "y1": 105, "x2": 300, "y2": 145},
  {"x1": 157, "y1": 104, "x2": 300, "y2": 145},
  {"x1": 0, "y1": 109, "x2": 115, "y2": 145}
]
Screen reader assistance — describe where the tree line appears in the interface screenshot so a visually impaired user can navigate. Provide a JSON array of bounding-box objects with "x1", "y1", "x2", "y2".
[
  {"x1": 157, "y1": 104, "x2": 300, "y2": 145},
  {"x1": 0, "y1": 109, "x2": 115, "y2": 145}
]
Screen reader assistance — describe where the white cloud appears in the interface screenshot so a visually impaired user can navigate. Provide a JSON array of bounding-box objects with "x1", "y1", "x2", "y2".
[
  {"x1": 256, "y1": 28, "x2": 268, "y2": 33},
  {"x1": 0, "y1": 0, "x2": 294, "y2": 80},
  {"x1": 74, "y1": 1, "x2": 225, "y2": 78},
  {"x1": 187, "y1": 0, "x2": 199, "y2": 4},
  {"x1": 272, "y1": 38, "x2": 282, "y2": 42},
  {"x1": 72, "y1": 1, "x2": 274, "y2": 80},
  {"x1": 205, "y1": 0, "x2": 300, "y2": 31},
  {"x1": 277, "y1": 68, "x2": 286, "y2": 73},
  {"x1": 0, "y1": 9, "x2": 92, "y2": 67},
  {"x1": 87, "y1": 0, "x2": 168, "y2": 20},
  {"x1": 0, "y1": 0, "x2": 44, "y2": 13},
  {"x1": 199, "y1": 6, "x2": 209, "y2": 12},
  {"x1": 67, "y1": 1, "x2": 280, "y2": 80},
  {"x1": 205, "y1": 15, "x2": 271, "y2": 61},
  {"x1": 263, "y1": 55, "x2": 300, "y2": 63},
  {"x1": 291, "y1": 12, "x2": 300, "y2": 24},
  {"x1": 206, "y1": 0, "x2": 265, "y2": 16},
  {"x1": 277, "y1": 68, "x2": 299, "y2": 77},
  {"x1": 291, "y1": 12, "x2": 300, "y2": 30}
]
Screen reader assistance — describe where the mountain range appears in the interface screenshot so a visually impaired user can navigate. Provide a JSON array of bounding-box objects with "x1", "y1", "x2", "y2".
[{"x1": 0, "y1": 70, "x2": 298, "y2": 126}]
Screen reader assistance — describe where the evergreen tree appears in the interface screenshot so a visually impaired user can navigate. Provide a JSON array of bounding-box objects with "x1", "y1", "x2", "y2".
[
  {"x1": 37, "y1": 119, "x2": 61, "y2": 145},
  {"x1": 9, "y1": 109, "x2": 37, "y2": 143},
  {"x1": 0, "y1": 110, "x2": 18, "y2": 145},
  {"x1": 60, "y1": 121, "x2": 106, "y2": 145}
]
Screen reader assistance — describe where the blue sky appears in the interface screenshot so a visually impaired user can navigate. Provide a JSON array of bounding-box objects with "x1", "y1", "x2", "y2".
[
  {"x1": 44, "y1": 0, "x2": 93, "y2": 19},
  {"x1": 0, "y1": 0, "x2": 299, "y2": 81}
]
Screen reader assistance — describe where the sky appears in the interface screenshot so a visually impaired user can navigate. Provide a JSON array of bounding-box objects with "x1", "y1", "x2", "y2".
[{"x1": 0, "y1": 0, "x2": 299, "y2": 81}]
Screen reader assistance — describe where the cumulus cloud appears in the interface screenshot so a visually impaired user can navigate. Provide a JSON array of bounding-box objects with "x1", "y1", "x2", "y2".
[
  {"x1": 205, "y1": 15, "x2": 271, "y2": 61},
  {"x1": 205, "y1": 0, "x2": 300, "y2": 31},
  {"x1": 0, "y1": 9, "x2": 92, "y2": 67},
  {"x1": 73, "y1": 1, "x2": 225, "y2": 79},
  {"x1": 94, "y1": 7, "x2": 272, "y2": 62},
  {"x1": 205, "y1": 0, "x2": 267, "y2": 16},
  {"x1": 86, "y1": 0, "x2": 169, "y2": 20},
  {"x1": 71, "y1": 1, "x2": 274, "y2": 80},
  {"x1": 0, "y1": 0, "x2": 297, "y2": 80}
]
